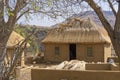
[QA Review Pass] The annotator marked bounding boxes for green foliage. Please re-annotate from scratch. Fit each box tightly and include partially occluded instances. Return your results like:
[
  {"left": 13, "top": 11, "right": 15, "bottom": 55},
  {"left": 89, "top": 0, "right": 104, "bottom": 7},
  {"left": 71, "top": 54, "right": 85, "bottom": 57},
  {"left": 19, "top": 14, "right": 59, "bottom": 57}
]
[
  {"left": 32, "top": 1, "right": 40, "bottom": 11},
  {"left": 14, "top": 25, "right": 40, "bottom": 55},
  {"left": 14, "top": 27, "right": 26, "bottom": 37},
  {"left": 47, "top": 0, "right": 52, "bottom": 6},
  {"left": 7, "top": 8, "right": 14, "bottom": 16},
  {"left": 8, "top": 12, "right": 14, "bottom": 16}
]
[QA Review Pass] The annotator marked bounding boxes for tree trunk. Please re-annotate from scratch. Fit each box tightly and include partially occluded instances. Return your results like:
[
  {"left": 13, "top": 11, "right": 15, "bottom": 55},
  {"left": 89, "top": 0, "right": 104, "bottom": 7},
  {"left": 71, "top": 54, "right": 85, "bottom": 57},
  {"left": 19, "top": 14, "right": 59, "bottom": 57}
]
[
  {"left": 2, "top": 76, "right": 9, "bottom": 80},
  {"left": 85, "top": 0, "right": 120, "bottom": 65},
  {"left": 111, "top": 34, "right": 120, "bottom": 65},
  {"left": 0, "top": 28, "right": 12, "bottom": 79}
]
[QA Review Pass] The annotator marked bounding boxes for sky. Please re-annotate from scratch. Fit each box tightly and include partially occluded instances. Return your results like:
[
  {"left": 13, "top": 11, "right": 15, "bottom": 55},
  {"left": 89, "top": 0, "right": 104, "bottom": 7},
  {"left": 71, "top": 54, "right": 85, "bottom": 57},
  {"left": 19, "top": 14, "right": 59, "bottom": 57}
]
[
  {"left": 18, "top": 15, "right": 65, "bottom": 27},
  {"left": 17, "top": 1, "right": 118, "bottom": 27}
]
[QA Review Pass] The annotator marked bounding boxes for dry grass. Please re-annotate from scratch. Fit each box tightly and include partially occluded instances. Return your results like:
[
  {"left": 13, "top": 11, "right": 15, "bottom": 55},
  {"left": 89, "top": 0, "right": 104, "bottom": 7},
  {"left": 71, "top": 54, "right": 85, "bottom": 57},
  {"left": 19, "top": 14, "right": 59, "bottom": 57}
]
[
  {"left": 42, "top": 18, "right": 111, "bottom": 44},
  {"left": 7, "top": 31, "right": 30, "bottom": 48}
]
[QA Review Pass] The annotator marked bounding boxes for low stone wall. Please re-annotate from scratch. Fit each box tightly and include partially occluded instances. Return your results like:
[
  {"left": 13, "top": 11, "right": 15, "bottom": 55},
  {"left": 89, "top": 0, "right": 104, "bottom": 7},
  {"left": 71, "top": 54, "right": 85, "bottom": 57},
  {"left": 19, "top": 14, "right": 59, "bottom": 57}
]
[
  {"left": 16, "top": 67, "right": 31, "bottom": 80},
  {"left": 86, "top": 63, "right": 111, "bottom": 70},
  {"left": 31, "top": 63, "right": 120, "bottom": 80},
  {"left": 31, "top": 69, "right": 120, "bottom": 80},
  {"left": 86, "top": 63, "right": 119, "bottom": 70},
  {"left": 111, "top": 63, "right": 119, "bottom": 70}
]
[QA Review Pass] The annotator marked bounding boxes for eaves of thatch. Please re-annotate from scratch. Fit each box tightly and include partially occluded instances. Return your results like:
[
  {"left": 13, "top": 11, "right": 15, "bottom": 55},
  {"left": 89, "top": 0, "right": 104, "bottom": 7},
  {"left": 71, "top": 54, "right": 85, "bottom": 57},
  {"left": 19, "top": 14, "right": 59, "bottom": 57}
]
[{"left": 42, "top": 18, "right": 111, "bottom": 44}]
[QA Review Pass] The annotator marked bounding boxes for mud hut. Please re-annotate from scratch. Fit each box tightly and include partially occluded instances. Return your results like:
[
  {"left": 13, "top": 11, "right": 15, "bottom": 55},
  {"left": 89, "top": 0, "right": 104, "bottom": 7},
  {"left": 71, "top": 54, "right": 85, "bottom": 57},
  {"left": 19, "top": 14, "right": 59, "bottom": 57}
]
[
  {"left": 5, "top": 31, "right": 30, "bottom": 66},
  {"left": 42, "top": 18, "right": 111, "bottom": 62}
]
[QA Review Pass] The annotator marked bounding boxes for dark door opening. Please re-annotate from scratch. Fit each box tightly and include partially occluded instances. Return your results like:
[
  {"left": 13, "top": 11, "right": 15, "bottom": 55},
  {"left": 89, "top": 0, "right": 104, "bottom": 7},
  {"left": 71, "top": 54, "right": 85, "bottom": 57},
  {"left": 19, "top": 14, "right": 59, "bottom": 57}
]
[{"left": 69, "top": 44, "right": 76, "bottom": 60}]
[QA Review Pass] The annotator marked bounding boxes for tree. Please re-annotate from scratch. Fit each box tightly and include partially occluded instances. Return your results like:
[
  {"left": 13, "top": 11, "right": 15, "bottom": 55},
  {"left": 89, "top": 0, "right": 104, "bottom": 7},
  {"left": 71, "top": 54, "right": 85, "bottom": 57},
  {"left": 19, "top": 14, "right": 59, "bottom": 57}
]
[
  {"left": 62, "top": 0, "right": 120, "bottom": 65},
  {"left": 46, "top": 0, "right": 120, "bottom": 65},
  {"left": 82, "top": 0, "right": 120, "bottom": 64},
  {"left": 0, "top": 0, "right": 72, "bottom": 80},
  {"left": 0, "top": 0, "right": 84, "bottom": 79},
  {"left": 62, "top": 0, "right": 120, "bottom": 64},
  {"left": 1, "top": 0, "right": 120, "bottom": 79},
  {"left": 14, "top": 26, "right": 41, "bottom": 55},
  {"left": 40, "top": 0, "right": 120, "bottom": 65}
]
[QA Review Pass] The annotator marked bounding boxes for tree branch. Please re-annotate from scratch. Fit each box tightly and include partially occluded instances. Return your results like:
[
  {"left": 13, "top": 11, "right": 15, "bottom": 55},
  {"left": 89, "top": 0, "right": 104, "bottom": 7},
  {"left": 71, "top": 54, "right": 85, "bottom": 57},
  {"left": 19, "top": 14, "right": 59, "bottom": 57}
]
[
  {"left": 85, "top": 0, "right": 114, "bottom": 39},
  {"left": 7, "top": 0, "right": 27, "bottom": 32},
  {"left": 114, "top": 2, "right": 120, "bottom": 32},
  {"left": 5, "top": 28, "right": 36, "bottom": 78},
  {"left": 0, "top": 1, "right": 5, "bottom": 26},
  {"left": 107, "top": 0, "right": 116, "bottom": 17},
  {"left": 16, "top": 9, "right": 29, "bottom": 21}
]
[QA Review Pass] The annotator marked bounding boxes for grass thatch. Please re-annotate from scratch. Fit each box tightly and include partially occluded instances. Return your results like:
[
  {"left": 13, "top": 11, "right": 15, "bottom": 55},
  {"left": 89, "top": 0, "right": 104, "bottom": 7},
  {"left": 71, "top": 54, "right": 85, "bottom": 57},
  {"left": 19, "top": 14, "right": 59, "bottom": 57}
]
[
  {"left": 42, "top": 18, "right": 111, "bottom": 44},
  {"left": 7, "top": 31, "right": 30, "bottom": 48}
]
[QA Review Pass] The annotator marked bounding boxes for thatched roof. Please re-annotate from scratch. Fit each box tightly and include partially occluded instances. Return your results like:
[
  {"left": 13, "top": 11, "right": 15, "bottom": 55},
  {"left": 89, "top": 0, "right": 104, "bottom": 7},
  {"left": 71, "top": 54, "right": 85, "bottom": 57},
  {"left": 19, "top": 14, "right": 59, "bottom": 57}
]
[
  {"left": 7, "top": 31, "right": 30, "bottom": 48},
  {"left": 42, "top": 18, "right": 111, "bottom": 44}
]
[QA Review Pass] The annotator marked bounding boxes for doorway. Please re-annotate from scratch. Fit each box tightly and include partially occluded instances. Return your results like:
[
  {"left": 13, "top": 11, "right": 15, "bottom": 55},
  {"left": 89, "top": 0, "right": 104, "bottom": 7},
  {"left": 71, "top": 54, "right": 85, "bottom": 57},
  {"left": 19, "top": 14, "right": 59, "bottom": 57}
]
[{"left": 69, "top": 44, "right": 76, "bottom": 60}]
